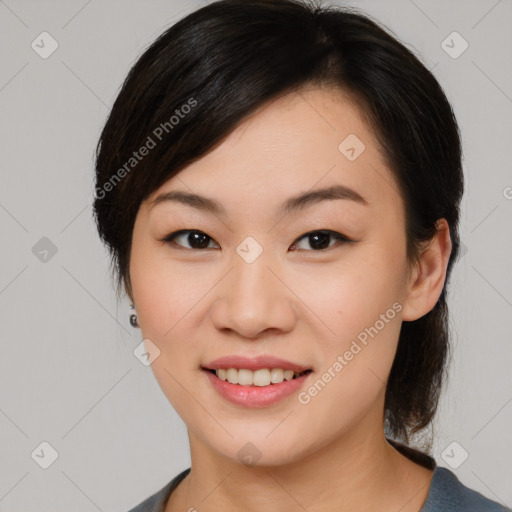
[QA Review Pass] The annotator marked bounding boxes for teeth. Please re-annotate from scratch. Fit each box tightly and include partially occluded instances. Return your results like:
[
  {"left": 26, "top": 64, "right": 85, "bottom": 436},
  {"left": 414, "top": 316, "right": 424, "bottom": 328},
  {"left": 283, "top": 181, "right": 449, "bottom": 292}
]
[{"left": 214, "top": 368, "right": 305, "bottom": 386}]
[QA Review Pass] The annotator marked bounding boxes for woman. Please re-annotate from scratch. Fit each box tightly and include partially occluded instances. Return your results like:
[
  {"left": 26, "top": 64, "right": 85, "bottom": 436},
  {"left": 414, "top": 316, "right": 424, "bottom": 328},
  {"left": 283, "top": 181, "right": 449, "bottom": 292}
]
[{"left": 93, "top": 1, "right": 509, "bottom": 510}]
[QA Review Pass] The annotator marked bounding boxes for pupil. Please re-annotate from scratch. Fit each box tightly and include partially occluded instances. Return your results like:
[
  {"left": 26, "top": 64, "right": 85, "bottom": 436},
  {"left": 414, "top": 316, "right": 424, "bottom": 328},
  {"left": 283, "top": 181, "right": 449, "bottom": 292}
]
[
  {"left": 190, "top": 232, "right": 209, "bottom": 249},
  {"left": 310, "top": 232, "right": 330, "bottom": 250}
]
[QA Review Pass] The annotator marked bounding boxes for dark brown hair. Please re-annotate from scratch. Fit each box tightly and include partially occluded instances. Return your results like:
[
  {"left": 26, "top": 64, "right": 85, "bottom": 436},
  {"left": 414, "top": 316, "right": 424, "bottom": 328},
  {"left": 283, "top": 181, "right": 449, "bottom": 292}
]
[{"left": 93, "top": 0, "right": 464, "bottom": 450}]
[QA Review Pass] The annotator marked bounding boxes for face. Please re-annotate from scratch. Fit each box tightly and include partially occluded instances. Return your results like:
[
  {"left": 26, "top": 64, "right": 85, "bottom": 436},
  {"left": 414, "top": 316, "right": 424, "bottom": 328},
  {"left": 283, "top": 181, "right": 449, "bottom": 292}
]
[{"left": 129, "top": 86, "right": 417, "bottom": 466}]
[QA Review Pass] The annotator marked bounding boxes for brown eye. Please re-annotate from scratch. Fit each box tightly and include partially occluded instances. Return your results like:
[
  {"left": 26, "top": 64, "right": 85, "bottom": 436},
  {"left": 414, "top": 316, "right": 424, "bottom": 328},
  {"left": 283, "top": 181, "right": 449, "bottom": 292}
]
[
  {"left": 290, "top": 230, "right": 352, "bottom": 252},
  {"left": 159, "top": 229, "right": 352, "bottom": 252},
  {"left": 160, "top": 230, "right": 218, "bottom": 250}
]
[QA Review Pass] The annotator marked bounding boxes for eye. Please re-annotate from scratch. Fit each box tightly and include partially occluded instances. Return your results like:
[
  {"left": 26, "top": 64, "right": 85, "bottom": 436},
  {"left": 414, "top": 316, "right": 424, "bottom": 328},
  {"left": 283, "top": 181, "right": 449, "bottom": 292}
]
[
  {"left": 160, "top": 229, "right": 352, "bottom": 252},
  {"left": 159, "top": 229, "right": 218, "bottom": 250},
  {"left": 290, "top": 230, "right": 352, "bottom": 252}
]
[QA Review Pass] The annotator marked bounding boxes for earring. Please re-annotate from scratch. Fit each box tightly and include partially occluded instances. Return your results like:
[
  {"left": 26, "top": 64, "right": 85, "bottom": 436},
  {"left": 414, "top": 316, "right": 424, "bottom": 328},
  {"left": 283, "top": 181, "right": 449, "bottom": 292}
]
[{"left": 129, "top": 303, "right": 139, "bottom": 328}]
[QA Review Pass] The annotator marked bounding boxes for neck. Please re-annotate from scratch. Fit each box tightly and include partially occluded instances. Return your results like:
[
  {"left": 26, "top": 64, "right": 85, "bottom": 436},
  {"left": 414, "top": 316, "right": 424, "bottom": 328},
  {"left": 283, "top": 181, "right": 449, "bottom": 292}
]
[{"left": 167, "top": 408, "right": 433, "bottom": 512}]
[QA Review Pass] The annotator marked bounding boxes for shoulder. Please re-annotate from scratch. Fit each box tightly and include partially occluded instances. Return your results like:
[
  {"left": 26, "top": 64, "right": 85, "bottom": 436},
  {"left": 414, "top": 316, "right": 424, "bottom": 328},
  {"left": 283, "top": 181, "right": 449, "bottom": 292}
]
[
  {"left": 386, "top": 439, "right": 510, "bottom": 511},
  {"left": 422, "top": 466, "right": 511, "bottom": 512},
  {"left": 127, "top": 468, "right": 191, "bottom": 512}
]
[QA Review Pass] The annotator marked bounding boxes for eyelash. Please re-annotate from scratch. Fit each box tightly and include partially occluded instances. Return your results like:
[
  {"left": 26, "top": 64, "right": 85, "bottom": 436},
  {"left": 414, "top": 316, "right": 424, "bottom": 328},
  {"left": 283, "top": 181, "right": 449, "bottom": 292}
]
[{"left": 158, "top": 229, "right": 353, "bottom": 252}]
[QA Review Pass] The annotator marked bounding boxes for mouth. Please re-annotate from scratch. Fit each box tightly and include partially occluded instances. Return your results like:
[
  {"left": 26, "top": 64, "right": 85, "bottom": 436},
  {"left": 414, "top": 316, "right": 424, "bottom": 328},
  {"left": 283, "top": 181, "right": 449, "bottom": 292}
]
[{"left": 201, "top": 366, "right": 313, "bottom": 408}]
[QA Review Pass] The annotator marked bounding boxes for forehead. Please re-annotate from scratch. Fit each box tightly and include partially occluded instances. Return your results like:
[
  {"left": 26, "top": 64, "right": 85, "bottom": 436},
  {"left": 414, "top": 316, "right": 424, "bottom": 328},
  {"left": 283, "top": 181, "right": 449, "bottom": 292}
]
[
  {"left": 146, "top": 86, "right": 402, "bottom": 219},
  {"left": 198, "top": 86, "right": 378, "bottom": 164}
]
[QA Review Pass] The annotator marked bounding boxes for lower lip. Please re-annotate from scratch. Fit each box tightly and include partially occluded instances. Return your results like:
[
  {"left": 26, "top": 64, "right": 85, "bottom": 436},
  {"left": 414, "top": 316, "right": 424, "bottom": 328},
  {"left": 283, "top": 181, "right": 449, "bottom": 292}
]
[{"left": 202, "top": 369, "right": 311, "bottom": 408}]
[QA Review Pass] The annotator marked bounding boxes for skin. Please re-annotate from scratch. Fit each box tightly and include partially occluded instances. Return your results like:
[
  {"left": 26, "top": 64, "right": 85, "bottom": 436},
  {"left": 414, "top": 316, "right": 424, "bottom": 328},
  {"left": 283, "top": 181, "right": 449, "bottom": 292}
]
[{"left": 128, "top": 85, "right": 452, "bottom": 512}]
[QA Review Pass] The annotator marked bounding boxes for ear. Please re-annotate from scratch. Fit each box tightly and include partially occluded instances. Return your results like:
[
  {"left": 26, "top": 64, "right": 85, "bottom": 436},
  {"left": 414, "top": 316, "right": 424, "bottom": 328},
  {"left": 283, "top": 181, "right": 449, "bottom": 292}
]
[{"left": 401, "top": 218, "right": 453, "bottom": 322}]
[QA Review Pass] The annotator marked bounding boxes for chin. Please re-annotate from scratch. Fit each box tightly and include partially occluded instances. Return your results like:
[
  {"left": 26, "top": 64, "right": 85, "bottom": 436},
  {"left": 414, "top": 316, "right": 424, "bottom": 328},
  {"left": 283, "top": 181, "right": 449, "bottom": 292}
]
[{"left": 207, "top": 434, "right": 312, "bottom": 469}]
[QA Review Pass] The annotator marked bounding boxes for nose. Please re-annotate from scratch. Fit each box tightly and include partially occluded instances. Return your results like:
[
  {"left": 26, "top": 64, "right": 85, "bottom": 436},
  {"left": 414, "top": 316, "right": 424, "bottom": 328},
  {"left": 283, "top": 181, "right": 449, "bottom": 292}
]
[{"left": 210, "top": 248, "right": 297, "bottom": 340}]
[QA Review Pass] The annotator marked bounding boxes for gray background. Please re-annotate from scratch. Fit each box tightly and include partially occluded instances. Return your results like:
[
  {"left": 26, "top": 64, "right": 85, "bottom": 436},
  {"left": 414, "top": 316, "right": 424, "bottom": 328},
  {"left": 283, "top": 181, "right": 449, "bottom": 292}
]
[{"left": 0, "top": 0, "right": 511, "bottom": 510}]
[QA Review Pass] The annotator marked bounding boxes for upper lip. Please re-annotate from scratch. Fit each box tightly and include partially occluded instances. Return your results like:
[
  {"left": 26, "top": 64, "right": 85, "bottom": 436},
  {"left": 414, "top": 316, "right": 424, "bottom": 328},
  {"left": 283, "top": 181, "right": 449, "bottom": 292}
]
[{"left": 202, "top": 355, "right": 312, "bottom": 372}]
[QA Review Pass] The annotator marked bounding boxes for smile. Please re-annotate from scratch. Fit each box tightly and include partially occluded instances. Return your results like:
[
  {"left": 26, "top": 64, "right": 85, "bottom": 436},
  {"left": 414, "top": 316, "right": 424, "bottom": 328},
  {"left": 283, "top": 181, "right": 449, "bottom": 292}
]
[{"left": 201, "top": 368, "right": 313, "bottom": 408}]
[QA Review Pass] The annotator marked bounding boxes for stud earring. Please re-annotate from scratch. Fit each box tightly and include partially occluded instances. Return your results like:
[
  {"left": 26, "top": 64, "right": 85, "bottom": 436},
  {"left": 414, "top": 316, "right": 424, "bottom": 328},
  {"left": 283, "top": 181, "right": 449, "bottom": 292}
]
[{"left": 129, "top": 303, "right": 139, "bottom": 328}]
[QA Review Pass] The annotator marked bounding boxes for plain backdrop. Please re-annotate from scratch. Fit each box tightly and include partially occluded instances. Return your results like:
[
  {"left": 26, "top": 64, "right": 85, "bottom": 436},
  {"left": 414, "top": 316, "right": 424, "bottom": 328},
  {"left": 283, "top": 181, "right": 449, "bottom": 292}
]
[{"left": 0, "top": 0, "right": 511, "bottom": 510}]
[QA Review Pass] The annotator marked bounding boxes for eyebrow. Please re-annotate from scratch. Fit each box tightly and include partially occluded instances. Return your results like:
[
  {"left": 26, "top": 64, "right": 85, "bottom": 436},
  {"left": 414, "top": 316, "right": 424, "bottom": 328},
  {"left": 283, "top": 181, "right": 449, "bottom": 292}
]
[{"left": 148, "top": 184, "right": 368, "bottom": 217}]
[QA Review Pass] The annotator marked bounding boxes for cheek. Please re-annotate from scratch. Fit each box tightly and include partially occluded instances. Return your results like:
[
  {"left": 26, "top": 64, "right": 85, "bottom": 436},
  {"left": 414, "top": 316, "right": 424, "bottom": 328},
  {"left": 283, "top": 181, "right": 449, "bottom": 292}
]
[
  {"left": 130, "top": 242, "right": 202, "bottom": 334},
  {"left": 303, "top": 256, "right": 403, "bottom": 336},
  {"left": 131, "top": 253, "right": 217, "bottom": 397},
  {"left": 300, "top": 251, "right": 405, "bottom": 388},
  {"left": 296, "top": 274, "right": 402, "bottom": 437}
]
